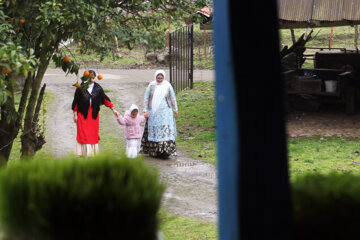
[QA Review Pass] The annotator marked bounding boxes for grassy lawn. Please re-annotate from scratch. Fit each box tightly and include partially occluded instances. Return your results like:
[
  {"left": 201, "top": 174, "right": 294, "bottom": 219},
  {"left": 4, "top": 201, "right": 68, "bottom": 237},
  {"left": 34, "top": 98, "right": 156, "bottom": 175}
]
[
  {"left": 288, "top": 136, "right": 360, "bottom": 180},
  {"left": 158, "top": 211, "right": 217, "bottom": 240},
  {"left": 176, "top": 81, "right": 216, "bottom": 164},
  {"left": 174, "top": 79, "right": 360, "bottom": 183}
]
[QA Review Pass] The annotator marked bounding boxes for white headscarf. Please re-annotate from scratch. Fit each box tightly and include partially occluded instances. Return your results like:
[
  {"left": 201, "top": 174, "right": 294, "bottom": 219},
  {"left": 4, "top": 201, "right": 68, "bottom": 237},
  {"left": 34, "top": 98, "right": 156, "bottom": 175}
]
[
  {"left": 150, "top": 70, "right": 171, "bottom": 114},
  {"left": 129, "top": 104, "right": 139, "bottom": 113}
]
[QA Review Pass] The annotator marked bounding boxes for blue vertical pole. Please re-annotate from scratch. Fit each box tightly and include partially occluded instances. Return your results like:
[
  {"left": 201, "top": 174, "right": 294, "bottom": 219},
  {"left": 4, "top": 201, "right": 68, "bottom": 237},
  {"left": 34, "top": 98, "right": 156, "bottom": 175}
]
[{"left": 213, "top": 0, "right": 239, "bottom": 239}]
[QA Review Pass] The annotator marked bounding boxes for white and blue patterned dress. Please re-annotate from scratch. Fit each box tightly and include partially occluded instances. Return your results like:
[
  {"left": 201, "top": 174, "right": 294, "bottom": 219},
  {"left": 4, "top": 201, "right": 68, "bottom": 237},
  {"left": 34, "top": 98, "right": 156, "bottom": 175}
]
[{"left": 141, "top": 82, "right": 178, "bottom": 157}]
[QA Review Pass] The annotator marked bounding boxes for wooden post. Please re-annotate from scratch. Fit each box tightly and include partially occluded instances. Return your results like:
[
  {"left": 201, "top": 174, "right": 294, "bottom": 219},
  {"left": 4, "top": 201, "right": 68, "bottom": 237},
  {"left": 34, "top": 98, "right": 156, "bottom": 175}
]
[
  {"left": 290, "top": 29, "right": 296, "bottom": 44},
  {"left": 204, "top": 29, "right": 207, "bottom": 58},
  {"left": 329, "top": 26, "right": 334, "bottom": 49},
  {"left": 198, "top": 45, "right": 201, "bottom": 60},
  {"left": 166, "top": 6, "right": 173, "bottom": 47},
  {"left": 166, "top": 20, "right": 171, "bottom": 47},
  {"left": 354, "top": 25, "right": 358, "bottom": 50},
  {"left": 213, "top": 0, "right": 239, "bottom": 238},
  {"left": 216, "top": 0, "right": 294, "bottom": 238}
]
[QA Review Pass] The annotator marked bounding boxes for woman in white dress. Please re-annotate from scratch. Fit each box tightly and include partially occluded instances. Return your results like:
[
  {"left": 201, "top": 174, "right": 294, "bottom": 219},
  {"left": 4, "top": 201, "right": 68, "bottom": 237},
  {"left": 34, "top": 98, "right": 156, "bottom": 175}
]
[{"left": 141, "top": 70, "right": 178, "bottom": 159}]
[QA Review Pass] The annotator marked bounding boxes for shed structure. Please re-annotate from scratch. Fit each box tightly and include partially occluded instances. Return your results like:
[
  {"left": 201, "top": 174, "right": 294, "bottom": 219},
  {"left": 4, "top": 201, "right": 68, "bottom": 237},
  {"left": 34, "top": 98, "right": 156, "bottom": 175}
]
[{"left": 278, "top": 0, "right": 360, "bottom": 29}]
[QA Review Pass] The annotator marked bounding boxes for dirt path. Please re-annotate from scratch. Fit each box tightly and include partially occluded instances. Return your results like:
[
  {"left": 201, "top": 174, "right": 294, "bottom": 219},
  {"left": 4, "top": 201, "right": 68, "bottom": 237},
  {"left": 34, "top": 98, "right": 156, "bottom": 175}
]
[
  {"left": 287, "top": 107, "right": 360, "bottom": 138},
  {"left": 42, "top": 68, "right": 217, "bottom": 224}
]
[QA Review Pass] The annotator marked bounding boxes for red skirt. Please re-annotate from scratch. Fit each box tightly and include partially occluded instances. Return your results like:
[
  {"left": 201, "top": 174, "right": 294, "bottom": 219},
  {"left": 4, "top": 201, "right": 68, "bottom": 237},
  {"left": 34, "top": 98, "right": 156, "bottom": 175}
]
[{"left": 76, "top": 106, "right": 100, "bottom": 144}]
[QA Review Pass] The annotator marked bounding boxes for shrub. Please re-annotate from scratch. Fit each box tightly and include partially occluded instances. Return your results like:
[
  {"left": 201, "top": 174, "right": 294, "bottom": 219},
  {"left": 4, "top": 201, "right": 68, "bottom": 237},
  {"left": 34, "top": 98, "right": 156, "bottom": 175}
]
[
  {"left": 0, "top": 153, "right": 165, "bottom": 240},
  {"left": 292, "top": 172, "right": 360, "bottom": 240}
]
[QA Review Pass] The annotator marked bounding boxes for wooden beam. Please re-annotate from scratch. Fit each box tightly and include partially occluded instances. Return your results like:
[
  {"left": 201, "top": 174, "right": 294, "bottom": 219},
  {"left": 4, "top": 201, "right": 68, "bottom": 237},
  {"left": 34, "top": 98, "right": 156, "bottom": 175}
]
[
  {"left": 200, "top": 22, "right": 213, "bottom": 30},
  {"left": 279, "top": 20, "right": 360, "bottom": 29}
]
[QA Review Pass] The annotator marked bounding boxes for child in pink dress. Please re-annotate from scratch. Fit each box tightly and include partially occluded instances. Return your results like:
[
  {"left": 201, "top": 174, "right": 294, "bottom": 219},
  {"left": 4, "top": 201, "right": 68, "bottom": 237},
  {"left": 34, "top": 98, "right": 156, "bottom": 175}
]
[{"left": 116, "top": 104, "right": 147, "bottom": 158}]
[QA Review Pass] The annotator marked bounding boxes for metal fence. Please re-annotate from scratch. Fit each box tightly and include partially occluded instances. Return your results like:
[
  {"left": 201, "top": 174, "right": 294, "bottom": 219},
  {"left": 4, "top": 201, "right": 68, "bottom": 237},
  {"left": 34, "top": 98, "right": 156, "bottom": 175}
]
[{"left": 169, "top": 24, "right": 194, "bottom": 93}]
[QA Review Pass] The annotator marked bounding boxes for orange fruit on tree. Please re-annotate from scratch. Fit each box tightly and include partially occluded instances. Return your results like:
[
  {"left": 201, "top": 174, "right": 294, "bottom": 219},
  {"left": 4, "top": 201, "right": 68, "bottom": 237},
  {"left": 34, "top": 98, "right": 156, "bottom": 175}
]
[
  {"left": 97, "top": 75, "right": 103, "bottom": 80},
  {"left": 5, "top": 69, "right": 12, "bottom": 75},
  {"left": 83, "top": 70, "right": 89, "bottom": 77},
  {"left": 75, "top": 82, "right": 81, "bottom": 88},
  {"left": 20, "top": 19, "right": 25, "bottom": 24},
  {"left": 2, "top": 67, "right": 6, "bottom": 72},
  {"left": 63, "top": 56, "right": 70, "bottom": 62}
]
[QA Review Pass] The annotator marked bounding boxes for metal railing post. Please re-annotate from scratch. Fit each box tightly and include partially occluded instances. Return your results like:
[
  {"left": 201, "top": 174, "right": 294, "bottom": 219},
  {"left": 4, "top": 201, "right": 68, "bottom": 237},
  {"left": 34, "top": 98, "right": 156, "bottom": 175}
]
[
  {"left": 169, "top": 32, "right": 172, "bottom": 85},
  {"left": 190, "top": 24, "right": 194, "bottom": 89}
]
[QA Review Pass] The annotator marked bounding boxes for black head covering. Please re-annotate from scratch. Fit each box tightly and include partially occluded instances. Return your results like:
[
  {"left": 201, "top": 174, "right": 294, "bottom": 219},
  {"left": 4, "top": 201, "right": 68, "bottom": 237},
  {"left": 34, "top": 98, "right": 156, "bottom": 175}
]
[
  {"left": 89, "top": 70, "right": 96, "bottom": 77},
  {"left": 71, "top": 82, "right": 111, "bottom": 119}
]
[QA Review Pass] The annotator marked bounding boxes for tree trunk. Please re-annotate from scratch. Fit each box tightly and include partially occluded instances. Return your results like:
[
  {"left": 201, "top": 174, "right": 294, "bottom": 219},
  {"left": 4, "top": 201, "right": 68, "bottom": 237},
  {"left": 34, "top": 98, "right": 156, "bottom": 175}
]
[
  {"left": 0, "top": 114, "right": 16, "bottom": 165},
  {"left": 290, "top": 29, "right": 296, "bottom": 44},
  {"left": 32, "top": 83, "right": 46, "bottom": 152},
  {"left": 113, "top": 36, "right": 122, "bottom": 59},
  {"left": 0, "top": 76, "right": 17, "bottom": 164},
  {"left": 21, "top": 54, "right": 49, "bottom": 158},
  {"left": 0, "top": 128, "right": 15, "bottom": 165},
  {"left": 0, "top": 73, "right": 34, "bottom": 164}
]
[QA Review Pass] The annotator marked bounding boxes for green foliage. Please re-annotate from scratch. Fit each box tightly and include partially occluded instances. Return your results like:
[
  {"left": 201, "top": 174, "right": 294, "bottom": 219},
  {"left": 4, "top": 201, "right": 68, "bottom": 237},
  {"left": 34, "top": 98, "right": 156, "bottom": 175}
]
[
  {"left": 0, "top": 8, "right": 36, "bottom": 106},
  {"left": 52, "top": 54, "right": 78, "bottom": 75},
  {"left": 176, "top": 81, "right": 216, "bottom": 164},
  {"left": 292, "top": 172, "right": 360, "bottom": 239},
  {"left": 0, "top": 153, "right": 165, "bottom": 240}
]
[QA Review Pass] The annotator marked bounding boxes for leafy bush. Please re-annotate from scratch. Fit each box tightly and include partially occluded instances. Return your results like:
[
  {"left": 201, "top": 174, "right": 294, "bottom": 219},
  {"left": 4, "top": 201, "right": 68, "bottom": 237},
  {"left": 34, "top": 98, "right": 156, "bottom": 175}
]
[
  {"left": 292, "top": 173, "right": 360, "bottom": 240},
  {"left": 0, "top": 154, "right": 164, "bottom": 240}
]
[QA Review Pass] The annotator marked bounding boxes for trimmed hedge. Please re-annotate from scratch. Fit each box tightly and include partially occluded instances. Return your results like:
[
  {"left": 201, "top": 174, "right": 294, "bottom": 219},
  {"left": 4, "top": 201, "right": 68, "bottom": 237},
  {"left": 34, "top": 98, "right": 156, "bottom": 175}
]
[
  {"left": 0, "top": 154, "right": 164, "bottom": 240},
  {"left": 292, "top": 172, "right": 360, "bottom": 240}
]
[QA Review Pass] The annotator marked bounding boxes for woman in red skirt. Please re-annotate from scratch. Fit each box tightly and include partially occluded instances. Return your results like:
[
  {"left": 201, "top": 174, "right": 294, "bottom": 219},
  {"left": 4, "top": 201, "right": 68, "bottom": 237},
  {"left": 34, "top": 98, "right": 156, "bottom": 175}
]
[{"left": 72, "top": 70, "right": 118, "bottom": 157}]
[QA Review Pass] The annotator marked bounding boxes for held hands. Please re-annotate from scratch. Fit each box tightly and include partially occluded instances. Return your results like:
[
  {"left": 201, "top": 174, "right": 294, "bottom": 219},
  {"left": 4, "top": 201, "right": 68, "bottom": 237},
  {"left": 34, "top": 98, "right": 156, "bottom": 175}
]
[{"left": 112, "top": 108, "right": 119, "bottom": 117}]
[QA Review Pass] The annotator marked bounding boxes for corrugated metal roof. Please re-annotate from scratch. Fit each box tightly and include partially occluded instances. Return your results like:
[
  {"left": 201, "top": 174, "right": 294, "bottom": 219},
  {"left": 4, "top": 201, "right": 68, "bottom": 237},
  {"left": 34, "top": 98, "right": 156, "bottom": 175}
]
[
  {"left": 342, "top": 0, "right": 360, "bottom": 20},
  {"left": 278, "top": 0, "right": 360, "bottom": 22},
  {"left": 312, "top": 0, "right": 343, "bottom": 21},
  {"left": 278, "top": 0, "right": 313, "bottom": 21}
]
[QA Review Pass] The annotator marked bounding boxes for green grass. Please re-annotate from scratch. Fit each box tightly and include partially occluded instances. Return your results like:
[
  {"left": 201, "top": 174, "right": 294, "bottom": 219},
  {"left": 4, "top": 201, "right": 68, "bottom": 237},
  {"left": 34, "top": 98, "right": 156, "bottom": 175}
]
[
  {"left": 50, "top": 45, "right": 150, "bottom": 69},
  {"left": 176, "top": 81, "right": 216, "bottom": 164},
  {"left": 193, "top": 57, "right": 214, "bottom": 69},
  {"left": 288, "top": 136, "right": 360, "bottom": 179},
  {"left": 158, "top": 211, "right": 217, "bottom": 240},
  {"left": 174, "top": 80, "right": 360, "bottom": 178}
]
